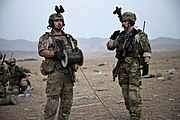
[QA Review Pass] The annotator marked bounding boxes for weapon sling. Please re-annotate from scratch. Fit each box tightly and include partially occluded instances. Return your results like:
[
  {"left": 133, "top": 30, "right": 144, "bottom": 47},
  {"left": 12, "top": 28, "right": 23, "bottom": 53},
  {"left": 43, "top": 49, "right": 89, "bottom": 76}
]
[{"left": 113, "top": 38, "right": 128, "bottom": 81}]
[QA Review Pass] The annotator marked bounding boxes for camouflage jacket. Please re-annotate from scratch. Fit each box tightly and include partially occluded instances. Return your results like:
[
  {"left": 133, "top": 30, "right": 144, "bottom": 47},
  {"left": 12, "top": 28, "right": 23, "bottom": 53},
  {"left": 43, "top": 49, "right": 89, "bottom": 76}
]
[
  {"left": 38, "top": 30, "right": 78, "bottom": 74},
  {"left": 0, "top": 65, "right": 10, "bottom": 85},
  {"left": 9, "top": 66, "right": 26, "bottom": 84},
  {"left": 38, "top": 30, "right": 77, "bottom": 55},
  {"left": 110, "top": 28, "right": 152, "bottom": 58}
]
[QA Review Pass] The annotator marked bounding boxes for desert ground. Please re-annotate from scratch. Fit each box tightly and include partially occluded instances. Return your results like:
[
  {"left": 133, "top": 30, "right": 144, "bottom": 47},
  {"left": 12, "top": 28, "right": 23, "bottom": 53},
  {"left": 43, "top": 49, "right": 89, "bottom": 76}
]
[{"left": 0, "top": 50, "right": 180, "bottom": 120}]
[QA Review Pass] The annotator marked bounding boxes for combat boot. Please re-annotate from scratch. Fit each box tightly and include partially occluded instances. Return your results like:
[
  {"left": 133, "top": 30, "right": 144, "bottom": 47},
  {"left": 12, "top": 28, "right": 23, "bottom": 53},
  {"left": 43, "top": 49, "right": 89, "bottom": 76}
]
[{"left": 8, "top": 95, "right": 17, "bottom": 105}]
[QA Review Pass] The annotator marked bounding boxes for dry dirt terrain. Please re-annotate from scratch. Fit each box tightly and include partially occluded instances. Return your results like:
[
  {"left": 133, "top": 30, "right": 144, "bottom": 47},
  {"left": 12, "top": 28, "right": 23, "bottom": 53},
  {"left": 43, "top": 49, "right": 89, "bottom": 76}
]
[{"left": 0, "top": 51, "right": 180, "bottom": 120}]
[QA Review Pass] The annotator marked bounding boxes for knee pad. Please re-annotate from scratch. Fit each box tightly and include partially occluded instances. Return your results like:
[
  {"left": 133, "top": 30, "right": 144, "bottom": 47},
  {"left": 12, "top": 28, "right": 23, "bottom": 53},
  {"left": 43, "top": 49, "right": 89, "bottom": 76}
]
[{"left": 129, "top": 90, "right": 138, "bottom": 101}]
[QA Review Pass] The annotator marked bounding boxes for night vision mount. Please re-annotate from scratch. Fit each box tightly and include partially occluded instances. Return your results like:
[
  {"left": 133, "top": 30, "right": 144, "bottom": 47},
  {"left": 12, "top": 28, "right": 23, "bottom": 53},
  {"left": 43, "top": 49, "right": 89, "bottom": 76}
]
[
  {"left": 55, "top": 5, "right": 65, "bottom": 14},
  {"left": 113, "top": 6, "right": 122, "bottom": 20}
]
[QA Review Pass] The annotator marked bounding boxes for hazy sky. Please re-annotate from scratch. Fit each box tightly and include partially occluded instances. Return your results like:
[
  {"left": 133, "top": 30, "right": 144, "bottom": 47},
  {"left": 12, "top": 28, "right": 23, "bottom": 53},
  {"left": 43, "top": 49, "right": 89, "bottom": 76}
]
[{"left": 0, "top": 0, "right": 179, "bottom": 42}]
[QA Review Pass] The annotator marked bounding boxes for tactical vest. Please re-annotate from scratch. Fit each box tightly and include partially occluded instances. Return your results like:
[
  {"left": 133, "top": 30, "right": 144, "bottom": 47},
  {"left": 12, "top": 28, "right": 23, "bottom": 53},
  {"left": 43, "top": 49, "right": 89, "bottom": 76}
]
[
  {"left": 46, "top": 31, "right": 76, "bottom": 53},
  {"left": 116, "top": 28, "right": 143, "bottom": 59},
  {"left": 45, "top": 32, "right": 78, "bottom": 69},
  {"left": 9, "top": 66, "right": 26, "bottom": 85}
]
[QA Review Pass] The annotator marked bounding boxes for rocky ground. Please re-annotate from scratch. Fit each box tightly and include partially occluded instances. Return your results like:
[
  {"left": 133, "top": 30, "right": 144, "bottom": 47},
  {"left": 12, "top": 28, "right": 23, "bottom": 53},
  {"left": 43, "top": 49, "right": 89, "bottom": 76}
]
[{"left": 0, "top": 51, "right": 180, "bottom": 120}]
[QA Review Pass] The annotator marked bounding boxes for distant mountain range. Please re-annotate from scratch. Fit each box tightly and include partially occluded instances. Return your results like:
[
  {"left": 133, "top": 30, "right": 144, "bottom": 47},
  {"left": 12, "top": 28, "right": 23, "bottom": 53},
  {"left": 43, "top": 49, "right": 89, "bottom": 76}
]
[
  {"left": 0, "top": 38, "right": 37, "bottom": 51},
  {"left": 150, "top": 37, "right": 180, "bottom": 51},
  {"left": 0, "top": 37, "right": 180, "bottom": 60}
]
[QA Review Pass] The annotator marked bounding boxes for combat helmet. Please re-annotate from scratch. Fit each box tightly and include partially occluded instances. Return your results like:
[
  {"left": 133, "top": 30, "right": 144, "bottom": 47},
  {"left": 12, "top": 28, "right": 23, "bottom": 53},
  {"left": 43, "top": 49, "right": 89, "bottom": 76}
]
[
  {"left": 121, "top": 12, "right": 136, "bottom": 22},
  {"left": 47, "top": 5, "right": 65, "bottom": 28},
  {"left": 6, "top": 58, "right": 16, "bottom": 66},
  {"left": 0, "top": 52, "right": 3, "bottom": 60}
]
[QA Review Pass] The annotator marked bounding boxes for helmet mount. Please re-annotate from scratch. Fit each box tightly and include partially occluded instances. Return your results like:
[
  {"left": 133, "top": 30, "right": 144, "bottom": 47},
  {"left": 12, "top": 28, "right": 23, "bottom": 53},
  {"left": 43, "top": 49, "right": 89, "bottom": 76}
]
[
  {"left": 113, "top": 7, "right": 136, "bottom": 26},
  {"left": 55, "top": 5, "right": 65, "bottom": 15},
  {"left": 47, "top": 5, "right": 65, "bottom": 29}
]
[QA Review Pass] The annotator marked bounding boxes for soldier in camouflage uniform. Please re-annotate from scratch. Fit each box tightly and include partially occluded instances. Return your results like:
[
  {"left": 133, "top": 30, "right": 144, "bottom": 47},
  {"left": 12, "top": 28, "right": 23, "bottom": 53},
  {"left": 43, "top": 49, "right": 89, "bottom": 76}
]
[
  {"left": 38, "top": 5, "right": 83, "bottom": 120},
  {"left": 6, "top": 58, "right": 28, "bottom": 95},
  {"left": 0, "top": 52, "right": 17, "bottom": 105},
  {"left": 107, "top": 11, "right": 152, "bottom": 120}
]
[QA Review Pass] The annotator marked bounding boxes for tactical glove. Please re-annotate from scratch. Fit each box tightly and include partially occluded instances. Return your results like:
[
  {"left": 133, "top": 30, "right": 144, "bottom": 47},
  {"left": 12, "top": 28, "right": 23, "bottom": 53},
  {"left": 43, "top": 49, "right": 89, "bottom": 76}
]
[
  {"left": 110, "top": 30, "right": 120, "bottom": 40},
  {"left": 54, "top": 51, "right": 65, "bottom": 60}
]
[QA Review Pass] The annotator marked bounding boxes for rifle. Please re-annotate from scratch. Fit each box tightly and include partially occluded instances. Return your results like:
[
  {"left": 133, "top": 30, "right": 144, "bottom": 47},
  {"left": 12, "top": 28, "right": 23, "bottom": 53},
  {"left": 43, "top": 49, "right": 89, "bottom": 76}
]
[
  {"left": 112, "top": 6, "right": 123, "bottom": 81},
  {"left": 112, "top": 39, "right": 128, "bottom": 81},
  {"left": 1, "top": 54, "right": 6, "bottom": 66},
  {"left": 143, "top": 21, "right": 146, "bottom": 32},
  {"left": 112, "top": 59, "right": 120, "bottom": 81}
]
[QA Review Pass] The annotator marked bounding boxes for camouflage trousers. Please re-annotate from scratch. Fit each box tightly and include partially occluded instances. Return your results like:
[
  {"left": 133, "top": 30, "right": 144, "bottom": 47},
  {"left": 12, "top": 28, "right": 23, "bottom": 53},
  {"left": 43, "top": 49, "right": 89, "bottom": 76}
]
[
  {"left": 118, "top": 59, "right": 142, "bottom": 119},
  {"left": 44, "top": 68, "right": 74, "bottom": 120},
  {"left": 8, "top": 79, "right": 21, "bottom": 95},
  {"left": 0, "top": 94, "right": 17, "bottom": 105},
  {"left": 8, "top": 84, "right": 20, "bottom": 95},
  {"left": 0, "top": 82, "right": 6, "bottom": 98}
]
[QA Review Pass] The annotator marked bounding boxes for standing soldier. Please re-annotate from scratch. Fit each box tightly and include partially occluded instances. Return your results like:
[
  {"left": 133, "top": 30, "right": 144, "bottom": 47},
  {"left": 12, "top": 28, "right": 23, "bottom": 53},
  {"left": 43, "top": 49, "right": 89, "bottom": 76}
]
[
  {"left": 38, "top": 5, "right": 83, "bottom": 120},
  {"left": 0, "top": 52, "right": 17, "bottom": 105},
  {"left": 107, "top": 7, "right": 152, "bottom": 120}
]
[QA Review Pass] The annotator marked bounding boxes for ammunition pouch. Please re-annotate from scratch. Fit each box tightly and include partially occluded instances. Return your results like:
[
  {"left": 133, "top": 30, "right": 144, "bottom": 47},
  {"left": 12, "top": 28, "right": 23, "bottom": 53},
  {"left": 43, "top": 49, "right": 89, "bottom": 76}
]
[
  {"left": 40, "top": 59, "right": 54, "bottom": 76},
  {"left": 115, "top": 45, "right": 124, "bottom": 59}
]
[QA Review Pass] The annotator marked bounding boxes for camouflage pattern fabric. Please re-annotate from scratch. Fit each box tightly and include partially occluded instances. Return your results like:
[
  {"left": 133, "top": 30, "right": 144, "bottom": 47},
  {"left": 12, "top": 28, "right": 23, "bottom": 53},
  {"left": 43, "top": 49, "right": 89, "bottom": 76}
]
[
  {"left": 107, "top": 28, "right": 151, "bottom": 119},
  {"left": 0, "top": 95, "right": 17, "bottom": 105},
  {"left": 38, "top": 31, "right": 77, "bottom": 120},
  {"left": 0, "top": 82, "right": 6, "bottom": 98},
  {"left": 0, "top": 61, "right": 17, "bottom": 105},
  {"left": 8, "top": 66, "right": 26, "bottom": 95},
  {"left": 0, "top": 64, "right": 10, "bottom": 98},
  {"left": 121, "top": 12, "right": 136, "bottom": 22},
  {"left": 118, "top": 59, "right": 142, "bottom": 119},
  {"left": 44, "top": 69, "right": 73, "bottom": 120}
]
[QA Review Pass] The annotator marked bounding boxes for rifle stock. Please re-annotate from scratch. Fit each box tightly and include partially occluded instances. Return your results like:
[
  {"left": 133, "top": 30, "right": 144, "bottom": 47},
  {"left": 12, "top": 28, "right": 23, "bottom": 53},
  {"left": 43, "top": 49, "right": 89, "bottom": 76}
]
[{"left": 113, "top": 60, "right": 120, "bottom": 81}]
